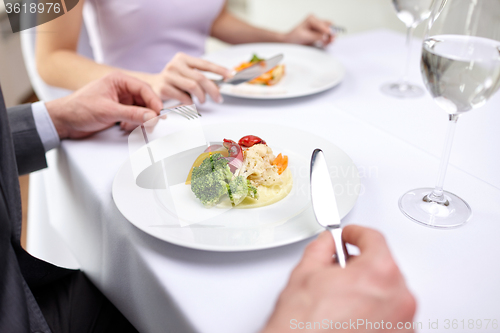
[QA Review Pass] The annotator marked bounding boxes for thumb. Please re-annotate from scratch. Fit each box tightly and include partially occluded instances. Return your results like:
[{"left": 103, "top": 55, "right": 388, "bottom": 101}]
[
  {"left": 300, "top": 231, "right": 336, "bottom": 269},
  {"left": 307, "top": 15, "right": 332, "bottom": 36},
  {"left": 306, "top": 30, "right": 325, "bottom": 43},
  {"left": 111, "top": 103, "right": 158, "bottom": 125},
  {"left": 289, "top": 231, "right": 335, "bottom": 285},
  {"left": 342, "top": 225, "right": 390, "bottom": 260}
]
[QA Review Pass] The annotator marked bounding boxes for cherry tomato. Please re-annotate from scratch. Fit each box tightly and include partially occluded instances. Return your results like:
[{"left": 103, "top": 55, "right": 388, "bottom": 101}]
[{"left": 238, "top": 135, "right": 266, "bottom": 148}]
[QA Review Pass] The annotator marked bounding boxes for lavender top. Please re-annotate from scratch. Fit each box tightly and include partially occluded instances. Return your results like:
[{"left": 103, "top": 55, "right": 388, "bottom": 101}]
[{"left": 83, "top": 0, "right": 226, "bottom": 73}]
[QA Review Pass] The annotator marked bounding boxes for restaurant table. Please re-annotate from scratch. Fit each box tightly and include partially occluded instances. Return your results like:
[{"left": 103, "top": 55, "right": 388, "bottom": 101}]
[{"left": 27, "top": 29, "right": 500, "bottom": 333}]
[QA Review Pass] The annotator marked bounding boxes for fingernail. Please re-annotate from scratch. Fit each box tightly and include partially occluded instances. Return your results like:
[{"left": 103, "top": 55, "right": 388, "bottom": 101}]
[
  {"left": 143, "top": 112, "right": 155, "bottom": 123},
  {"left": 217, "top": 96, "right": 224, "bottom": 104}
]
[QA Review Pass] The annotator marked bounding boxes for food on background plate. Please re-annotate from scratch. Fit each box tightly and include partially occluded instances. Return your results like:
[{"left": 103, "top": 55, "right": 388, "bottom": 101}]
[
  {"left": 187, "top": 135, "right": 292, "bottom": 208},
  {"left": 235, "top": 54, "right": 285, "bottom": 86}
]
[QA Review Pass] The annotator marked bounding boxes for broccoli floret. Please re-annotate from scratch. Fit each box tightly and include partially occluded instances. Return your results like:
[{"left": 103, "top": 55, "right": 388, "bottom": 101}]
[
  {"left": 191, "top": 153, "right": 260, "bottom": 207},
  {"left": 191, "top": 171, "right": 228, "bottom": 207},
  {"left": 212, "top": 155, "right": 232, "bottom": 183},
  {"left": 250, "top": 54, "right": 264, "bottom": 63},
  {"left": 228, "top": 176, "right": 247, "bottom": 206},
  {"left": 191, "top": 158, "right": 212, "bottom": 180},
  {"left": 190, "top": 153, "right": 233, "bottom": 207},
  {"left": 247, "top": 182, "right": 258, "bottom": 199},
  {"left": 191, "top": 153, "right": 227, "bottom": 180},
  {"left": 228, "top": 176, "right": 259, "bottom": 206}
]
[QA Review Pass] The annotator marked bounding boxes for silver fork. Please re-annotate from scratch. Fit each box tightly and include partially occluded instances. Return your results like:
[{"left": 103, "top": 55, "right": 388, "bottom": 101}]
[
  {"left": 160, "top": 104, "right": 201, "bottom": 120},
  {"left": 330, "top": 25, "right": 346, "bottom": 34},
  {"left": 313, "top": 25, "right": 347, "bottom": 49}
]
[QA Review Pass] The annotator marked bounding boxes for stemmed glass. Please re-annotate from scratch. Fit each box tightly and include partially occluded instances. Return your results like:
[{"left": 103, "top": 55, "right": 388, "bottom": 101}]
[
  {"left": 381, "top": 0, "right": 434, "bottom": 98},
  {"left": 399, "top": 0, "right": 500, "bottom": 228}
]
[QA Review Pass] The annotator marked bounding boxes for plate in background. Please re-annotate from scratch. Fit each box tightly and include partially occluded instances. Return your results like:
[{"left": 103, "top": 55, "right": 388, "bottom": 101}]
[{"left": 203, "top": 43, "right": 345, "bottom": 99}]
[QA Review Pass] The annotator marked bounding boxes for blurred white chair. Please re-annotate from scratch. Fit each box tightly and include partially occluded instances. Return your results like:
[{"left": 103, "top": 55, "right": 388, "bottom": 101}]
[
  {"left": 20, "top": 23, "right": 94, "bottom": 101},
  {"left": 20, "top": 21, "right": 94, "bottom": 268}
]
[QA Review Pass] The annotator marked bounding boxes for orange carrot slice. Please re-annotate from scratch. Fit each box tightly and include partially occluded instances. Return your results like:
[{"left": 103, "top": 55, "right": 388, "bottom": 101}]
[
  {"left": 272, "top": 153, "right": 288, "bottom": 175},
  {"left": 282, "top": 155, "right": 288, "bottom": 172}
]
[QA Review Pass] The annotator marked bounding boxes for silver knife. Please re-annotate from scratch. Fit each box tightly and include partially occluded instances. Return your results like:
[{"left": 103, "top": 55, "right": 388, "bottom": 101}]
[
  {"left": 213, "top": 54, "right": 284, "bottom": 86},
  {"left": 310, "top": 149, "right": 349, "bottom": 268}
]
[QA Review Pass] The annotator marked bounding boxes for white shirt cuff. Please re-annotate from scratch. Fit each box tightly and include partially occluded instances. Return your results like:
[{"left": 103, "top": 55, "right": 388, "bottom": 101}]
[{"left": 31, "top": 101, "right": 60, "bottom": 152}]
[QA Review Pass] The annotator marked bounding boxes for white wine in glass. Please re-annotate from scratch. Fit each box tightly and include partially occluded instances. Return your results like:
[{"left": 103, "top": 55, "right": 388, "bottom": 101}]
[
  {"left": 381, "top": 0, "right": 433, "bottom": 98},
  {"left": 422, "top": 36, "right": 500, "bottom": 113},
  {"left": 399, "top": 0, "right": 500, "bottom": 228}
]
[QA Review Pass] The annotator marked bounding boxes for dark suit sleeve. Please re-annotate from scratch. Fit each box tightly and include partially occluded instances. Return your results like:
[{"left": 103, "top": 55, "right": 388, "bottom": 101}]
[{"left": 7, "top": 104, "right": 47, "bottom": 175}]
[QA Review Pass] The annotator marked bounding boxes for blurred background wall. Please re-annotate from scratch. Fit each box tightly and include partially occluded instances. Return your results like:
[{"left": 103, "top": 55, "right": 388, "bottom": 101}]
[
  {"left": 208, "top": 0, "right": 426, "bottom": 53},
  {"left": 0, "top": 0, "right": 425, "bottom": 106}
]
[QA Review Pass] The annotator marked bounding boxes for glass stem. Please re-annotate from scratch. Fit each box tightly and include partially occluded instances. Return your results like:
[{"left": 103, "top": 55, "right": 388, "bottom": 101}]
[
  {"left": 425, "top": 114, "right": 459, "bottom": 205},
  {"left": 401, "top": 25, "right": 415, "bottom": 84}
]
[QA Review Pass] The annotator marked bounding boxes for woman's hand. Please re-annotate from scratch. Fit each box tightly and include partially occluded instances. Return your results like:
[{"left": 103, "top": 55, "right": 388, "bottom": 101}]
[
  {"left": 283, "top": 15, "right": 334, "bottom": 47},
  {"left": 150, "top": 53, "right": 231, "bottom": 104}
]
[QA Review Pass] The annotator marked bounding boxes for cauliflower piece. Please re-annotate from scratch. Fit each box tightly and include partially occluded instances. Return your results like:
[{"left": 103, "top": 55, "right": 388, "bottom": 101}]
[{"left": 237, "top": 144, "right": 282, "bottom": 187}]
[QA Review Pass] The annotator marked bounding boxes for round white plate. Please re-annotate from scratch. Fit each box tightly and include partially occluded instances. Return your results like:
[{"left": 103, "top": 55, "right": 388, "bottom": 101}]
[
  {"left": 203, "top": 43, "right": 345, "bottom": 99},
  {"left": 112, "top": 122, "right": 359, "bottom": 251}
]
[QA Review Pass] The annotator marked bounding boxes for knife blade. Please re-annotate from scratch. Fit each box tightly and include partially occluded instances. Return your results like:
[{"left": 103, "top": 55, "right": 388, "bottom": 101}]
[
  {"left": 214, "top": 54, "right": 284, "bottom": 86},
  {"left": 310, "top": 148, "right": 349, "bottom": 268}
]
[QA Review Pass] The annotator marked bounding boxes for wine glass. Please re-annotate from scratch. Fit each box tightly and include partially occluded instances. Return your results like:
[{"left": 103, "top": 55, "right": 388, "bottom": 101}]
[
  {"left": 381, "top": 0, "right": 434, "bottom": 98},
  {"left": 399, "top": 0, "right": 500, "bottom": 228}
]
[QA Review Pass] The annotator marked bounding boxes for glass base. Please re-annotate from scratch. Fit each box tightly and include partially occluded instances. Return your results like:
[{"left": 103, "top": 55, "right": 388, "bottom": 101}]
[
  {"left": 381, "top": 82, "right": 424, "bottom": 98},
  {"left": 399, "top": 188, "right": 472, "bottom": 229}
]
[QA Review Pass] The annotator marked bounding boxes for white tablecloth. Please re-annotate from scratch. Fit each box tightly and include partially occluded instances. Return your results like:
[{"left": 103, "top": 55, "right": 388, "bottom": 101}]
[{"left": 28, "top": 30, "right": 500, "bottom": 333}]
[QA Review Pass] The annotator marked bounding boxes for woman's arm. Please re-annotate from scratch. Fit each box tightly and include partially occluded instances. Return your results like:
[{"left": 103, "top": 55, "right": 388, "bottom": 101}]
[
  {"left": 35, "top": 1, "right": 230, "bottom": 105},
  {"left": 210, "top": 7, "right": 285, "bottom": 44},
  {"left": 36, "top": 0, "right": 135, "bottom": 90},
  {"left": 210, "top": 7, "right": 334, "bottom": 46}
]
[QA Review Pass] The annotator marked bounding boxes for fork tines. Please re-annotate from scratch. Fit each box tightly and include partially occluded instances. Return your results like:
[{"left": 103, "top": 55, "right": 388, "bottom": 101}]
[
  {"left": 330, "top": 25, "right": 346, "bottom": 34},
  {"left": 161, "top": 105, "right": 202, "bottom": 120}
]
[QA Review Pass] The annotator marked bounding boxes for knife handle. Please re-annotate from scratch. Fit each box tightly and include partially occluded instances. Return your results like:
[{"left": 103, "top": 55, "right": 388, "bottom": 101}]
[
  {"left": 329, "top": 227, "right": 349, "bottom": 268},
  {"left": 211, "top": 79, "right": 223, "bottom": 87}
]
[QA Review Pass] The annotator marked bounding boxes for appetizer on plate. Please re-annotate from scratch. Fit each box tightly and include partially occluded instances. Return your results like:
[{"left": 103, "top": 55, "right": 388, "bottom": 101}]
[
  {"left": 186, "top": 135, "right": 291, "bottom": 208},
  {"left": 235, "top": 54, "right": 285, "bottom": 86}
]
